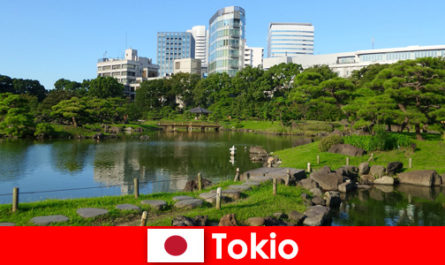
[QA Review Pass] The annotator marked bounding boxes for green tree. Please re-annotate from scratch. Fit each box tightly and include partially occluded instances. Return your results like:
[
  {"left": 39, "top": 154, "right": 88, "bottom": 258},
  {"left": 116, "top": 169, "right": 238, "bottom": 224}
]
[
  {"left": 12, "top": 78, "right": 47, "bottom": 101},
  {"left": 0, "top": 75, "right": 14, "bottom": 93},
  {"left": 87, "top": 76, "right": 124, "bottom": 98},
  {"left": 0, "top": 93, "right": 35, "bottom": 137},
  {"left": 50, "top": 97, "right": 86, "bottom": 127}
]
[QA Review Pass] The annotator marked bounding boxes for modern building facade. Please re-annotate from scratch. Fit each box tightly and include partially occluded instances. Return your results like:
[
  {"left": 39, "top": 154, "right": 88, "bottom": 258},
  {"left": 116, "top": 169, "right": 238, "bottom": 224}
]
[
  {"left": 97, "top": 48, "right": 159, "bottom": 97},
  {"left": 173, "top": 58, "right": 202, "bottom": 76},
  {"left": 157, "top": 32, "right": 195, "bottom": 77},
  {"left": 208, "top": 6, "right": 246, "bottom": 76},
  {"left": 244, "top": 46, "right": 264, "bottom": 68},
  {"left": 187, "top": 25, "right": 209, "bottom": 70},
  {"left": 263, "top": 45, "right": 445, "bottom": 77},
  {"left": 267, "top": 23, "right": 314, "bottom": 57}
]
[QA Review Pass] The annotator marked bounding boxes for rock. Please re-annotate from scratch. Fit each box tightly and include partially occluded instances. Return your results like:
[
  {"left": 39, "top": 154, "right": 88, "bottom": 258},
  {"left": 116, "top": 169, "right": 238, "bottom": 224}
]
[
  {"left": 288, "top": 211, "right": 305, "bottom": 225},
  {"left": 183, "top": 178, "right": 212, "bottom": 192},
  {"left": 373, "top": 176, "right": 394, "bottom": 185},
  {"left": 139, "top": 135, "right": 150, "bottom": 141},
  {"left": 109, "top": 126, "right": 121, "bottom": 134},
  {"left": 222, "top": 189, "right": 241, "bottom": 200},
  {"left": 0, "top": 222, "right": 15, "bottom": 226},
  {"left": 310, "top": 188, "right": 322, "bottom": 197},
  {"left": 357, "top": 184, "right": 372, "bottom": 190},
  {"left": 141, "top": 200, "right": 167, "bottom": 210},
  {"left": 386, "top": 162, "right": 403, "bottom": 175},
  {"left": 249, "top": 146, "right": 268, "bottom": 162},
  {"left": 172, "top": 196, "right": 194, "bottom": 201},
  {"left": 370, "top": 165, "right": 386, "bottom": 178},
  {"left": 228, "top": 184, "right": 251, "bottom": 192},
  {"left": 398, "top": 170, "right": 441, "bottom": 187},
  {"left": 359, "top": 175, "right": 375, "bottom": 185},
  {"left": 198, "top": 192, "right": 217, "bottom": 203},
  {"left": 310, "top": 166, "right": 343, "bottom": 191},
  {"left": 273, "top": 212, "right": 287, "bottom": 219},
  {"left": 172, "top": 216, "right": 195, "bottom": 226},
  {"left": 324, "top": 191, "right": 341, "bottom": 208},
  {"left": 328, "top": 144, "right": 366, "bottom": 156},
  {"left": 336, "top": 166, "right": 359, "bottom": 181},
  {"left": 312, "top": 196, "right": 325, "bottom": 206},
  {"left": 298, "top": 178, "right": 319, "bottom": 190},
  {"left": 359, "top": 162, "right": 370, "bottom": 175},
  {"left": 30, "top": 215, "right": 69, "bottom": 225},
  {"left": 193, "top": 215, "right": 208, "bottom": 226},
  {"left": 92, "top": 133, "right": 104, "bottom": 140},
  {"left": 76, "top": 208, "right": 109, "bottom": 218},
  {"left": 338, "top": 182, "right": 356, "bottom": 193},
  {"left": 375, "top": 185, "right": 394, "bottom": 193},
  {"left": 264, "top": 217, "right": 288, "bottom": 226},
  {"left": 219, "top": 214, "right": 237, "bottom": 226},
  {"left": 246, "top": 217, "right": 265, "bottom": 226},
  {"left": 242, "top": 167, "right": 306, "bottom": 185},
  {"left": 174, "top": 199, "right": 203, "bottom": 209},
  {"left": 303, "top": 206, "right": 331, "bottom": 226},
  {"left": 116, "top": 204, "right": 140, "bottom": 211}
]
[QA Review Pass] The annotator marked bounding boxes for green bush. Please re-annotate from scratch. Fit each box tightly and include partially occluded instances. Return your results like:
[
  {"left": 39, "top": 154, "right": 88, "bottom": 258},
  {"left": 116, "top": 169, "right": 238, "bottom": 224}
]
[
  {"left": 344, "top": 131, "right": 411, "bottom": 152},
  {"left": 34, "top": 123, "right": 56, "bottom": 138},
  {"left": 319, "top": 134, "right": 344, "bottom": 152}
]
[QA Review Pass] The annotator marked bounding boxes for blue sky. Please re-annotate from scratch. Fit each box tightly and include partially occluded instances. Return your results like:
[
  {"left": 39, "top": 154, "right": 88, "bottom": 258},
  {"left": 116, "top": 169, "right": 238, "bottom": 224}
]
[{"left": 1, "top": 0, "right": 445, "bottom": 90}]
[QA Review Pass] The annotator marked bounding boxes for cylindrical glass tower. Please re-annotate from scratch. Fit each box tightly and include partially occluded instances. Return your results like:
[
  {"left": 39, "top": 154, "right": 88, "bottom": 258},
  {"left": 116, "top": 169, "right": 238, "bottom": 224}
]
[{"left": 208, "top": 6, "right": 246, "bottom": 76}]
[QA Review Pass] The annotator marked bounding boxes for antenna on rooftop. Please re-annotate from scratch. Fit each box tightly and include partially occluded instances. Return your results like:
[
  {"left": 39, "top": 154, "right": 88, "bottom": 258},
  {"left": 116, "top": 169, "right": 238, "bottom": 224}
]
[
  {"left": 103, "top": 51, "right": 107, "bottom": 59},
  {"left": 371, "top": 37, "right": 375, "bottom": 49}
]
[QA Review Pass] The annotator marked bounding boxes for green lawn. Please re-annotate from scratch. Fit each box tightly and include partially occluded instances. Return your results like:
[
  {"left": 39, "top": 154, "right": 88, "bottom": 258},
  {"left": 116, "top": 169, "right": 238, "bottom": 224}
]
[
  {"left": 0, "top": 180, "right": 307, "bottom": 226},
  {"left": 221, "top": 120, "right": 342, "bottom": 135},
  {"left": 275, "top": 138, "right": 445, "bottom": 174}
]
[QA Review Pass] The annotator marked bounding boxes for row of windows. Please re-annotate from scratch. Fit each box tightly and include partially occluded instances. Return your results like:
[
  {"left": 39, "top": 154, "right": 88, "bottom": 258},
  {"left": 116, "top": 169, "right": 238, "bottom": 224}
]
[
  {"left": 209, "top": 28, "right": 241, "bottom": 43},
  {"left": 271, "top": 47, "right": 314, "bottom": 51},
  {"left": 270, "top": 34, "right": 314, "bottom": 38},
  {"left": 358, "top": 49, "right": 445, "bottom": 62},
  {"left": 209, "top": 49, "right": 240, "bottom": 62},
  {"left": 209, "top": 39, "right": 241, "bottom": 52},
  {"left": 99, "top": 71, "right": 136, "bottom": 77},
  {"left": 98, "top": 64, "right": 136, "bottom": 71},
  {"left": 210, "top": 18, "right": 243, "bottom": 33},
  {"left": 270, "top": 30, "right": 313, "bottom": 34},
  {"left": 270, "top": 51, "right": 312, "bottom": 56},
  {"left": 271, "top": 45, "right": 314, "bottom": 49},
  {"left": 270, "top": 38, "right": 314, "bottom": 42}
]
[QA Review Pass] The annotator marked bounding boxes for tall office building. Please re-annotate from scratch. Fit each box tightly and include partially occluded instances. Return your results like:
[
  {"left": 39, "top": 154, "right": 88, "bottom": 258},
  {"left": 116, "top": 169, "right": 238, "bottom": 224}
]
[
  {"left": 157, "top": 32, "right": 195, "bottom": 77},
  {"left": 187, "top": 25, "right": 209, "bottom": 69},
  {"left": 208, "top": 6, "right": 246, "bottom": 76},
  {"left": 244, "top": 46, "right": 264, "bottom": 68},
  {"left": 267, "top": 23, "right": 314, "bottom": 57}
]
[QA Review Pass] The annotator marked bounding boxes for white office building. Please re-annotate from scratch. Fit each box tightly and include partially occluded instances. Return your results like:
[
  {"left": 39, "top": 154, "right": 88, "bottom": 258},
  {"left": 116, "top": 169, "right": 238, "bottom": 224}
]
[
  {"left": 268, "top": 22, "right": 314, "bottom": 57},
  {"left": 97, "top": 49, "right": 159, "bottom": 97},
  {"left": 173, "top": 58, "right": 202, "bottom": 76},
  {"left": 263, "top": 45, "right": 445, "bottom": 77},
  {"left": 244, "top": 46, "right": 264, "bottom": 68},
  {"left": 187, "top": 25, "right": 209, "bottom": 70}
]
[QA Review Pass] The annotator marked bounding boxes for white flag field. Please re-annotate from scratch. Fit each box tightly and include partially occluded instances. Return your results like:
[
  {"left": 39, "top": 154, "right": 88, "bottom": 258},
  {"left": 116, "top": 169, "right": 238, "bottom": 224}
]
[{"left": 147, "top": 229, "right": 204, "bottom": 263}]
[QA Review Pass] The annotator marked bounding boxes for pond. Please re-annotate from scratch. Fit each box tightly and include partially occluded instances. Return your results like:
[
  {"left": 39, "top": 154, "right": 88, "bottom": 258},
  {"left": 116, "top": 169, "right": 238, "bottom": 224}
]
[{"left": 0, "top": 131, "right": 301, "bottom": 203}]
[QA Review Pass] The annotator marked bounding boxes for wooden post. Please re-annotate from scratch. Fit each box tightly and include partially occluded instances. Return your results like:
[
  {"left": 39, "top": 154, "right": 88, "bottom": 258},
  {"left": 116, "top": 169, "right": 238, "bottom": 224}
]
[
  {"left": 134, "top": 178, "right": 139, "bottom": 199},
  {"left": 317, "top": 155, "right": 320, "bottom": 165},
  {"left": 12, "top": 187, "right": 19, "bottom": 213},
  {"left": 346, "top": 157, "right": 350, "bottom": 166},
  {"left": 197, "top": 172, "right": 202, "bottom": 191},
  {"left": 246, "top": 172, "right": 250, "bottom": 180},
  {"left": 409, "top": 158, "right": 412, "bottom": 169},
  {"left": 233, "top": 168, "right": 240, "bottom": 182},
  {"left": 216, "top": 187, "right": 222, "bottom": 210},
  {"left": 273, "top": 178, "right": 277, "bottom": 196},
  {"left": 307, "top": 162, "right": 311, "bottom": 173},
  {"left": 140, "top": 211, "right": 148, "bottom": 226},
  {"left": 285, "top": 169, "right": 291, "bottom": 186}
]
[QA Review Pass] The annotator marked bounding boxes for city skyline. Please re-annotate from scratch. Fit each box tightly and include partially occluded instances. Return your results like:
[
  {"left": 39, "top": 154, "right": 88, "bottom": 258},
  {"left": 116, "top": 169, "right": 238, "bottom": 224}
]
[{"left": 2, "top": 0, "right": 445, "bottom": 90}]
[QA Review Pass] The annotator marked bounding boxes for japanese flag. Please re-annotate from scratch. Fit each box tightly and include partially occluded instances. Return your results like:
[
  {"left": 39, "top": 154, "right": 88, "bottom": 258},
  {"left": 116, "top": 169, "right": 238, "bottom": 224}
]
[{"left": 147, "top": 229, "right": 204, "bottom": 263}]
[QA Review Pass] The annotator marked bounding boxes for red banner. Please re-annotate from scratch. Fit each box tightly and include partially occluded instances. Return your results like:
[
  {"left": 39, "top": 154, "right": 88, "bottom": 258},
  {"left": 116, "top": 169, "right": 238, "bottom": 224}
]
[{"left": 0, "top": 227, "right": 443, "bottom": 264}]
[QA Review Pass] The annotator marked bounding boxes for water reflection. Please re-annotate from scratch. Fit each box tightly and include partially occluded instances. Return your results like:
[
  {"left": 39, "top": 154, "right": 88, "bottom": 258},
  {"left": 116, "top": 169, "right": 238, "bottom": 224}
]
[
  {"left": 0, "top": 140, "right": 31, "bottom": 181},
  {"left": 333, "top": 185, "right": 445, "bottom": 226},
  {"left": 51, "top": 141, "right": 93, "bottom": 173}
]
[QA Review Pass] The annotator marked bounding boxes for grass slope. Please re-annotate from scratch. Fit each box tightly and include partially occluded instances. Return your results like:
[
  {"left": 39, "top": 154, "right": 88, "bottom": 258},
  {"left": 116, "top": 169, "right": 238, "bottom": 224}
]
[{"left": 275, "top": 139, "right": 445, "bottom": 174}]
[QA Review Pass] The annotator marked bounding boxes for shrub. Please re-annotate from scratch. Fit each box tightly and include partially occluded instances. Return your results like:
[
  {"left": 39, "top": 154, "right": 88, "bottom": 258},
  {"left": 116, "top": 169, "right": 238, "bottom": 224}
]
[
  {"left": 343, "top": 131, "right": 411, "bottom": 152},
  {"left": 34, "top": 123, "right": 56, "bottom": 138},
  {"left": 319, "top": 134, "right": 343, "bottom": 152}
]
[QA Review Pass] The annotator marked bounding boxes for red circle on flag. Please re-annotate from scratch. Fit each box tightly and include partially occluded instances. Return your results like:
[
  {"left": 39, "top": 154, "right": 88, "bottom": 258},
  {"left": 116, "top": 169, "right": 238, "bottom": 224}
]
[{"left": 164, "top": 235, "right": 187, "bottom": 256}]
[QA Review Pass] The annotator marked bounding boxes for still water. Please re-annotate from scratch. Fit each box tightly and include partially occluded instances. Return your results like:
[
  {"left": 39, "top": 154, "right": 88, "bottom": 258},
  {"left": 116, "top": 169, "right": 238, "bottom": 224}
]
[{"left": 0, "top": 131, "right": 299, "bottom": 203}]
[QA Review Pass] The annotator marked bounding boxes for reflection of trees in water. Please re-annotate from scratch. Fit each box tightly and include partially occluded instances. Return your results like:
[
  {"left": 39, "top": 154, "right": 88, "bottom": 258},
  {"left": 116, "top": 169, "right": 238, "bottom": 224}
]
[
  {"left": 335, "top": 186, "right": 445, "bottom": 226},
  {"left": 0, "top": 140, "right": 31, "bottom": 181},
  {"left": 50, "top": 141, "right": 92, "bottom": 173}
]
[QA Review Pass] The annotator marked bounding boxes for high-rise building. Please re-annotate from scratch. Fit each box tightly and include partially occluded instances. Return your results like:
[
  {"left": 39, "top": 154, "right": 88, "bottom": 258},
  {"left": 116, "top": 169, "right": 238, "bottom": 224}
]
[
  {"left": 244, "top": 46, "right": 264, "bottom": 68},
  {"left": 157, "top": 32, "right": 195, "bottom": 77},
  {"left": 267, "top": 23, "right": 314, "bottom": 57},
  {"left": 187, "top": 25, "right": 209, "bottom": 70},
  {"left": 208, "top": 6, "right": 246, "bottom": 76},
  {"left": 97, "top": 48, "right": 159, "bottom": 97}
]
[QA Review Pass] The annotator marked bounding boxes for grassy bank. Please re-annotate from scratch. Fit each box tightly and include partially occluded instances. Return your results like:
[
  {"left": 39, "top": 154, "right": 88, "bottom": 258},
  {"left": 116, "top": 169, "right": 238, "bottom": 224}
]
[
  {"left": 0, "top": 180, "right": 307, "bottom": 226},
  {"left": 275, "top": 136, "right": 445, "bottom": 174}
]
